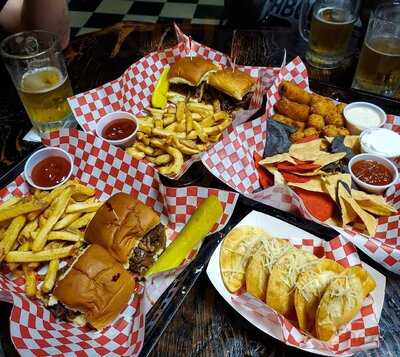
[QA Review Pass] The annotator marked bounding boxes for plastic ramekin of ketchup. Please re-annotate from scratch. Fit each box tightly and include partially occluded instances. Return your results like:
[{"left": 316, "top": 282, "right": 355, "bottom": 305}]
[
  {"left": 96, "top": 111, "right": 138, "bottom": 147},
  {"left": 24, "top": 147, "right": 73, "bottom": 190}
]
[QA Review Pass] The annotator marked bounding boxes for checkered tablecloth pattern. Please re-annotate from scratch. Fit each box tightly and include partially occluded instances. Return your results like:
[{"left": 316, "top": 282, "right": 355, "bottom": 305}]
[
  {"left": 202, "top": 57, "right": 400, "bottom": 275},
  {"left": 231, "top": 234, "right": 380, "bottom": 355},
  {"left": 0, "top": 128, "right": 238, "bottom": 356},
  {"left": 68, "top": 24, "right": 281, "bottom": 179}
]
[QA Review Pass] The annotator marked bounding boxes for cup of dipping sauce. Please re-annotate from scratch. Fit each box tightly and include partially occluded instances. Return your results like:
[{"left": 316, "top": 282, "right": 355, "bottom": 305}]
[
  {"left": 343, "top": 102, "right": 386, "bottom": 135},
  {"left": 96, "top": 111, "right": 138, "bottom": 147},
  {"left": 360, "top": 128, "right": 400, "bottom": 159},
  {"left": 24, "top": 147, "right": 73, "bottom": 190},
  {"left": 349, "top": 153, "right": 398, "bottom": 194}
]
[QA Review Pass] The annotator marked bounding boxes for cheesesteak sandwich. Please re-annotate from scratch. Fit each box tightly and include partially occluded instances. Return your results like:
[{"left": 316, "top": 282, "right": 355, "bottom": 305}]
[
  {"left": 48, "top": 244, "right": 135, "bottom": 330},
  {"left": 85, "top": 192, "right": 166, "bottom": 276}
]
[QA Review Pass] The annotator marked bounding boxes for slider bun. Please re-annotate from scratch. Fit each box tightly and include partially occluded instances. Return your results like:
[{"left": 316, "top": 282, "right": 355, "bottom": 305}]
[
  {"left": 168, "top": 56, "right": 219, "bottom": 86},
  {"left": 85, "top": 192, "right": 160, "bottom": 264},
  {"left": 208, "top": 69, "right": 256, "bottom": 101},
  {"left": 53, "top": 244, "right": 135, "bottom": 331}
]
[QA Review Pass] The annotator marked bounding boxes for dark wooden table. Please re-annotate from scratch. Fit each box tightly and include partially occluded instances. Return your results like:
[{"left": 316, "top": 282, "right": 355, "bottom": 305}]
[{"left": 1, "top": 22, "right": 400, "bottom": 357}]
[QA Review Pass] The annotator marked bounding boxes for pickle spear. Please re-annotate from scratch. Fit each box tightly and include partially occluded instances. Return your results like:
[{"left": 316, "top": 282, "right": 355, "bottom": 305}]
[{"left": 145, "top": 195, "right": 223, "bottom": 276}]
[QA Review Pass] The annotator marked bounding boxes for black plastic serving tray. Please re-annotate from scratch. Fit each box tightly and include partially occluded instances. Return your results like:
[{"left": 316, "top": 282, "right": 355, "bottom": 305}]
[{"left": 0, "top": 82, "right": 399, "bottom": 357}]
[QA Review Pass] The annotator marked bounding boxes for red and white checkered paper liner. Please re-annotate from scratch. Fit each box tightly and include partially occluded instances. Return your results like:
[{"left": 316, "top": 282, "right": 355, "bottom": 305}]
[
  {"left": 0, "top": 128, "right": 238, "bottom": 357},
  {"left": 67, "top": 24, "right": 281, "bottom": 179},
  {"left": 202, "top": 56, "right": 400, "bottom": 274},
  {"left": 207, "top": 211, "right": 384, "bottom": 355}
]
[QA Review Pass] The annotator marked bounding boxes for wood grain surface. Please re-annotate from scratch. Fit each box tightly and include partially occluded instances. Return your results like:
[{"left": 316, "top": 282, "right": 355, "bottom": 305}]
[{"left": 0, "top": 22, "right": 399, "bottom": 357}]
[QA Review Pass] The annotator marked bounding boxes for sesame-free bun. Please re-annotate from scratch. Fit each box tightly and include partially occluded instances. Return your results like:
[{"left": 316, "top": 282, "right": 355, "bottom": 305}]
[
  {"left": 52, "top": 244, "right": 135, "bottom": 331},
  {"left": 84, "top": 192, "right": 160, "bottom": 264},
  {"left": 168, "top": 56, "right": 219, "bottom": 86},
  {"left": 207, "top": 69, "right": 256, "bottom": 101}
]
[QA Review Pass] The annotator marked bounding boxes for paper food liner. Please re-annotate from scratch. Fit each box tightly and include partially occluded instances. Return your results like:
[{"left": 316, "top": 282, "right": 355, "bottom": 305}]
[
  {"left": 202, "top": 56, "right": 400, "bottom": 274},
  {"left": 0, "top": 128, "right": 238, "bottom": 357},
  {"left": 207, "top": 210, "right": 386, "bottom": 356},
  {"left": 67, "top": 24, "right": 281, "bottom": 179}
]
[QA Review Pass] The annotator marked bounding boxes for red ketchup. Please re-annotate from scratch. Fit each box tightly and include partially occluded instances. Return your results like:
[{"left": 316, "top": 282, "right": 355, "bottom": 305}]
[
  {"left": 31, "top": 156, "right": 71, "bottom": 187},
  {"left": 102, "top": 119, "right": 136, "bottom": 141}
]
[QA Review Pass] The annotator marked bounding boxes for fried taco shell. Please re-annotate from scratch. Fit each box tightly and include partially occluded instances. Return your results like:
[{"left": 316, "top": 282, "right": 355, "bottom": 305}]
[
  {"left": 266, "top": 248, "right": 318, "bottom": 319},
  {"left": 220, "top": 226, "right": 271, "bottom": 293},
  {"left": 294, "top": 259, "right": 344, "bottom": 332},
  {"left": 245, "top": 238, "right": 293, "bottom": 300},
  {"left": 315, "top": 266, "right": 376, "bottom": 341}
]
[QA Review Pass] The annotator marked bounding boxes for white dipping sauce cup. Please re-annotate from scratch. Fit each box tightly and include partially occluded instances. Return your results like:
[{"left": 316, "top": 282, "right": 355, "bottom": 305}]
[
  {"left": 344, "top": 102, "right": 386, "bottom": 135},
  {"left": 24, "top": 147, "right": 73, "bottom": 190},
  {"left": 349, "top": 153, "right": 398, "bottom": 195},
  {"left": 96, "top": 111, "right": 138, "bottom": 147},
  {"left": 360, "top": 128, "right": 400, "bottom": 159}
]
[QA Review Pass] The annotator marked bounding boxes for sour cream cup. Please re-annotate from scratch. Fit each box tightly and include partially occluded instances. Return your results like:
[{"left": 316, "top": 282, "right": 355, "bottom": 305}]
[
  {"left": 360, "top": 128, "right": 400, "bottom": 159},
  {"left": 24, "top": 147, "right": 73, "bottom": 190},
  {"left": 343, "top": 102, "right": 386, "bottom": 135},
  {"left": 96, "top": 111, "right": 138, "bottom": 147},
  {"left": 349, "top": 153, "right": 398, "bottom": 195}
]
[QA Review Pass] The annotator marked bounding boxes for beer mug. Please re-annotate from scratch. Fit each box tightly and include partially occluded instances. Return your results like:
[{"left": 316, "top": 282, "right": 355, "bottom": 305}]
[
  {"left": 1, "top": 31, "right": 75, "bottom": 135},
  {"left": 352, "top": 2, "right": 400, "bottom": 97},
  {"left": 299, "top": 0, "right": 360, "bottom": 68}
]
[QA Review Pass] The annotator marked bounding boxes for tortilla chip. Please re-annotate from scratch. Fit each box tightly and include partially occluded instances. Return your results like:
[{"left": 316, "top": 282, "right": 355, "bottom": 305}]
[
  {"left": 259, "top": 153, "right": 296, "bottom": 166},
  {"left": 344, "top": 136, "right": 361, "bottom": 153},
  {"left": 266, "top": 249, "right": 318, "bottom": 319},
  {"left": 289, "top": 139, "right": 322, "bottom": 161},
  {"left": 337, "top": 183, "right": 378, "bottom": 236},
  {"left": 314, "top": 152, "right": 347, "bottom": 167},
  {"left": 322, "top": 174, "right": 352, "bottom": 202},
  {"left": 352, "top": 190, "right": 397, "bottom": 216},
  {"left": 220, "top": 226, "right": 272, "bottom": 293},
  {"left": 263, "top": 164, "right": 285, "bottom": 185},
  {"left": 294, "top": 259, "right": 344, "bottom": 332},
  {"left": 288, "top": 177, "right": 324, "bottom": 192}
]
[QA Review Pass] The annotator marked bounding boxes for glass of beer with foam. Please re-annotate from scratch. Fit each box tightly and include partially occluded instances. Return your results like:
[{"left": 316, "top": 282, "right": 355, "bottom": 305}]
[
  {"left": 352, "top": 2, "right": 400, "bottom": 97},
  {"left": 299, "top": 0, "right": 360, "bottom": 69},
  {"left": 1, "top": 31, "right": 75, "bottom": 135}
]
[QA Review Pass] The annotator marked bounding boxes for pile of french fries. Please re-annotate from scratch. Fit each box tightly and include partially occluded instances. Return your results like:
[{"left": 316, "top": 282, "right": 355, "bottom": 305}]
[
  {"left": 126, "top": 96, "right": 232, "bottom": 176},
  {"left": 0, "top": 179, "right": 102, "bottom": 298}
]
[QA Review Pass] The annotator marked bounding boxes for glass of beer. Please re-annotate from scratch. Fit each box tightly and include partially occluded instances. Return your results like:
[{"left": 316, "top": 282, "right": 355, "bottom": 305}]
[
  {"left": 1, "top": 30, "right": 75, "bottom": 135},
  {"left": 352, "top": 2, "right": 400, "bottom": 97},
  {"left": 299, "top": 0, "right": 360, "bottom": 69}
]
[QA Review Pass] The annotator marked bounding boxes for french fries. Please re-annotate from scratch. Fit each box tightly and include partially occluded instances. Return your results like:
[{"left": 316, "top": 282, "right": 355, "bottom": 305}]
[
  {"left": 65, "top": 201, "right": 102, "bottom": 214},
  {"left": 47, "top": 230, "right": 83, "bottom": 242},
  {"left": 6, "top": 245, "right": 78, "bottom": 263},
  {"left": 42, "top": 259, "right": 59, "bottom": 293},
  {"left": 22, "top": 265, "right": 37, "bottom": 297},
  {"left": 0, "top": 200, "right": 47, "bottom": 222},
  {"left": 127, "top": 99, "right": 232, "bottom": 176},
  {"left": 0, "top": 216, "right": 26, "bottom": 261},
  {"left": 32, "top": 188, "right": 73, "bottom": 252},
  {"left": 0, "top": 179, "right": 100, "bottom": 302}
]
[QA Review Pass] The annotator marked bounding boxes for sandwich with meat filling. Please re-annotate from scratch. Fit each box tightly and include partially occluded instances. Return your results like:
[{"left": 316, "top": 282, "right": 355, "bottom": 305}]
[
  {"left": 47, "top": 244, "right": 135, "bottom": 330},
  {"left": 84, "top": 192, "right": 166, "bottom": 276},
  {"left": 168, "top": 57, "right": 256, "bottom": 113}
]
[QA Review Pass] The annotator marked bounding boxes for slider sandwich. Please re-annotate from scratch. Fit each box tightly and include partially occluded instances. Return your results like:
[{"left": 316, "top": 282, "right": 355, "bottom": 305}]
[
  {"left": 167, "top": 57, "right": 256, "bottom": 114},
  {"left": 46, "top": 244, "right": 135, "bottom": 330},
  {"left": 168, "top": 56, "right": 219, "bottom": 100},
  {"left": 85, "top": 192, "right": 166, "bottom": 276}
]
